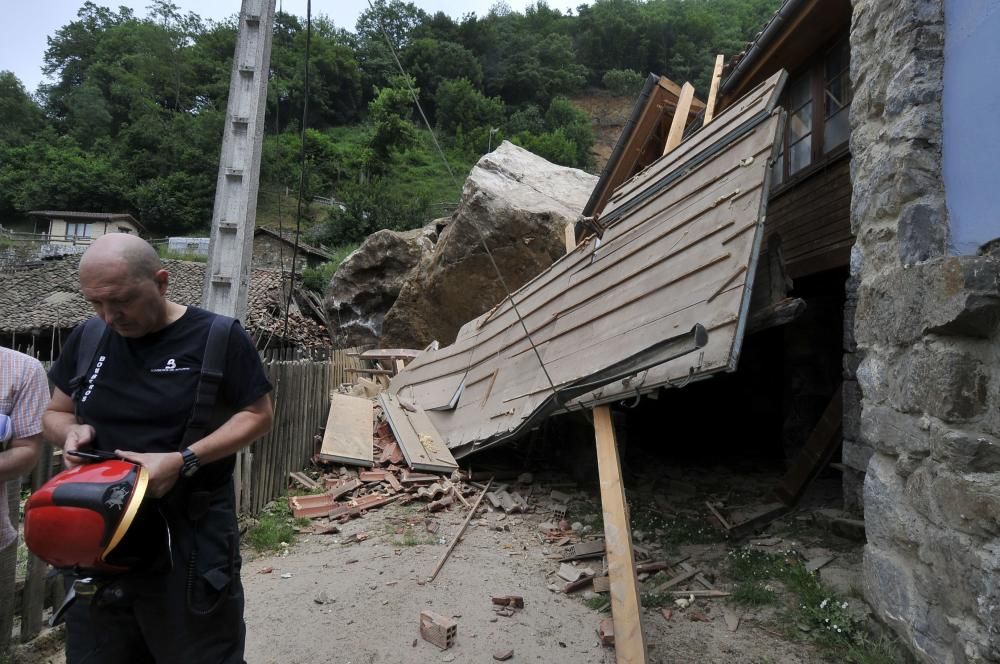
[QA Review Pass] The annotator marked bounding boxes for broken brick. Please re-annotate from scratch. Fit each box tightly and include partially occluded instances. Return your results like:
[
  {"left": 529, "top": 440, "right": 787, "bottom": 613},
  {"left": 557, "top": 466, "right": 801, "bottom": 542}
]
[
  {"left": 419, "top": 610, "right": 457, "bottom": 650},
  {"left": 598, "top": 618, "right": 615, "bottom": 646}
]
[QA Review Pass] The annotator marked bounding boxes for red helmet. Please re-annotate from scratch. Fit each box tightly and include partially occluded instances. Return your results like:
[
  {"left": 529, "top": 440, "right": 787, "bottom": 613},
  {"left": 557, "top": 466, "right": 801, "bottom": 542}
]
[{"left": 24, "top": 460, "right": 169, "bottom": 574}]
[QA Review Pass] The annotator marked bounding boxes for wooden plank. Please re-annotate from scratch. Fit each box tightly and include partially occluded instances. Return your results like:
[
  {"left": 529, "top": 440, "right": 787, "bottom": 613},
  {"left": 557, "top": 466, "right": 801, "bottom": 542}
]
[
  {"left": 380, "top": 393, "right": 458, "bottom": 473},
  {"left": 774, "top": 388, "right": 844, "bottom": 505},
  {"left": 318, "top": 394, "right": 374, "bottom": 467},
  {"left": 593, "top": 406, "right": 647, "bottom": 663},
  {"left": 662, "top": 82, "right": 695, "bottom": 156},
  {"left": 652, "top": 568, "right": 700, "bottom": 592},
  {"left": 703, "top": 55, "right": 725, "bottom": 125}
]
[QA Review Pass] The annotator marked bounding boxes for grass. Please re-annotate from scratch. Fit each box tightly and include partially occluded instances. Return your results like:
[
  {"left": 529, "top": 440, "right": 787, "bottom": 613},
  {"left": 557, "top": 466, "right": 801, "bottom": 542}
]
[
  {"left": 244, "top": 498, "right": 304, "bottom": 552},
  {"left": 732, "top": 581, "right": 778, "bottom": 606},
  {"left": 156, "top": 247, "right": 208, "bottom": 262},
  {"left": 391, "top": 526, "right": 435, "bottom": 547},
  {"left": 725, "top": 547, "right": 906, "bottom": 663},
  {"left": 583, "top": 596, "right": 609, "bottom": 610}
]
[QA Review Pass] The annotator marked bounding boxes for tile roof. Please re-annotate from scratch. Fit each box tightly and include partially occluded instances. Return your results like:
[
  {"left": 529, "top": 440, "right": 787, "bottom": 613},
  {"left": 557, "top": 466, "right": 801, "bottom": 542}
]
[{"left": 0, "top": 255, "right": 328, "bottom": 347}]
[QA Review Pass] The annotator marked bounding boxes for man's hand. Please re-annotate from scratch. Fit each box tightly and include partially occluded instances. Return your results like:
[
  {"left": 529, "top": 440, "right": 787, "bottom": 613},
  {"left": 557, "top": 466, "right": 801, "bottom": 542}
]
[
  {"left": 63, "top": 424, "right": 97, "bottom": 469},
  {"left": 114, "top": 450, "right": 183, "bottom": 498}
]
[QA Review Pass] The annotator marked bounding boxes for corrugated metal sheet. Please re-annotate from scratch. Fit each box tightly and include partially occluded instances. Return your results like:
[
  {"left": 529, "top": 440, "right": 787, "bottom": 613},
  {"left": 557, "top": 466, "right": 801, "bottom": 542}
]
[{"left": 389, "top": 71, "right": 788, "bottom": 458}]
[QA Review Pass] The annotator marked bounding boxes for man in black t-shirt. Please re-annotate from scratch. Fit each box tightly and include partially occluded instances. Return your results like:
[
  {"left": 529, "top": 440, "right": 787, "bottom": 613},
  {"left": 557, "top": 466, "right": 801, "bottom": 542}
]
[{"left": 44, "top": 234, "right": 273, "bottom": 664}]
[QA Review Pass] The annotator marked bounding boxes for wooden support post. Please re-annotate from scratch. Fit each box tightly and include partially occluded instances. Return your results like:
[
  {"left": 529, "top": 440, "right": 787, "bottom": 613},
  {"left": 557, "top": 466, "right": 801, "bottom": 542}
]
[
  {"left": 662, "top": 82, "right": 695, "bottom": 156},
  {"left": 703, "top": 55, "right": 725, "bottom": 125},
  {"left": 564, "top": 222, "right": 578, "bottom": 253},
  {"left": 594, "top": 406, "right": 647, "bottom": 664}
]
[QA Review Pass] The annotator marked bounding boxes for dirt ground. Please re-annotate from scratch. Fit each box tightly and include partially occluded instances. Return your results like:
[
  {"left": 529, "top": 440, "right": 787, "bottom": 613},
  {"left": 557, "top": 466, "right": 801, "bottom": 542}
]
[{"left": 17, "top": 464, "right": 881, "bottom": 664}]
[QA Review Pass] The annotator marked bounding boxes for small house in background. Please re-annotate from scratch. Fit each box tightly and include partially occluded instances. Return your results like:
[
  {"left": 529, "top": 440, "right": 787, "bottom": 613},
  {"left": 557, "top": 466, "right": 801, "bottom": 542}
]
[
  {"left": 166, "top": 236, "right": 211, "bottom": 256},
  {"left": 252, "top": 227, "right": 333, "bottom": 273},
  {"left": 28, "top": 211, "right": 145, "bottom": 244}
]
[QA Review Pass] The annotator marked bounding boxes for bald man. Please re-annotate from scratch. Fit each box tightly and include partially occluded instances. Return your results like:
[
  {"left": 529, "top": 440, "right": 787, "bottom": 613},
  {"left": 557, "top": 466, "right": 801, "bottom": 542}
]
[{"left": 44, "top": 233, "right": 273, "bottom": 664}]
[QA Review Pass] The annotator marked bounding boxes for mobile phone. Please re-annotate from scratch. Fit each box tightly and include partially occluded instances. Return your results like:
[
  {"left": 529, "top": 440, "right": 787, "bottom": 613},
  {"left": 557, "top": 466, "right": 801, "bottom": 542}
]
[{"left": 67, "top": 448, "right": 120, "bottom": 461}]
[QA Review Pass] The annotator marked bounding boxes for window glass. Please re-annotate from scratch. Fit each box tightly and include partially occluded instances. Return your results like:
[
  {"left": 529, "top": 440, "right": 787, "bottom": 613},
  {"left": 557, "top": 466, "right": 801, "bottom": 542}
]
[
  {"left": 825, "top": 108, "right": 850, "bottom": 151},
  {"left": 789, "top": 74, "right": 811, "bottom": 110},
  {"left": 790, "top": 103, "right": 813, "bottom": 143},
  {"left": 789, "top": 137, "right": 811, "bottom": 174}
]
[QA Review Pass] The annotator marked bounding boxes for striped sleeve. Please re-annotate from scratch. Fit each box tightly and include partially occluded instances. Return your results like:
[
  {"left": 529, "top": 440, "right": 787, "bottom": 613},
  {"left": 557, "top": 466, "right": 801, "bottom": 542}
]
[{"left": 11, "top": 357, "right": 50, "bottom": 440}]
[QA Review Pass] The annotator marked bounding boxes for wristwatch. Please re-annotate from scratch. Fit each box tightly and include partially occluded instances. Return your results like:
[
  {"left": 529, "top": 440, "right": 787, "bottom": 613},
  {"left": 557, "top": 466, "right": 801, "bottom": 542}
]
[{"left": 180, "top": 448, "right": 200, "bottom": 478}]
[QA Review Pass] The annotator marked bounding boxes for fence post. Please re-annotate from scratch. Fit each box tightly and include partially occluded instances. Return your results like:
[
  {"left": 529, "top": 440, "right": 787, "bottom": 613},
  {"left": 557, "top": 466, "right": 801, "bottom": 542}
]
[{"left": 20, "top": 446, "right": 54, "bottom": 642}]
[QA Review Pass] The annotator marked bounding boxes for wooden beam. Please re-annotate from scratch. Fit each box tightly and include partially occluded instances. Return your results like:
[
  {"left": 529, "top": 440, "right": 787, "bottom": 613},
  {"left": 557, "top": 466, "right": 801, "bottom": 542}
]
[
  {"left": 746, "top": 297, "right": 807, "bottom": 335},
  {"left": 662, "top": 82, "right": 695, "bottom": 156},
  {"left": 594, "top": 406, "right": 647, "bottom": 664},
  {"left": 774, "top": 388, "right": 844, "bottom": 506},
  {"left": 564, "top": 222, "right": 578, "bottom": 254},
  {"left": 703, "top": 55, "right": 725, "bottom": 125}
]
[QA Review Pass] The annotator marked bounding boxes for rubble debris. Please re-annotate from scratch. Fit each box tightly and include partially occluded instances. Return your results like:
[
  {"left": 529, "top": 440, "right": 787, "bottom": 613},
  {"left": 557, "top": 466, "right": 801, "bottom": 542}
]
[
  {"left": 557, "top": 564, "right": 585, "bottom": 583},
  {"left": 598, "top": 618, "right": 615, "bottom": 646},
  {"left": 428, "top": 479, "right": 493, "bottom": 583},
  {"left": 723, "top": 608, "right": 741, "bottom": 632},
  {"left": 593, "top": 576, "right": 610, "bottom": 593},
  {"left": 705, "top": 501, "right": 733, "bottom": 531},
  {"left": 491, "top": 596, "right": 524, "bottom": 609},
  {"left": 560, "top": 539, "right": 605, "bottom": 561},
  {"left": 289, "top": 471, "right": 321, "bottom": 491},
  {"left": 804, "top": 555, "right": 836, "bottom": 573},
  {"left": 689, "top": 609, "right": 711, "bottom": 623},
  {"left": 419, "top": 610, "right": 457, "bottom": 650},
  {"left": 493, "top": 648, "right": 514, "bottom": 661}
]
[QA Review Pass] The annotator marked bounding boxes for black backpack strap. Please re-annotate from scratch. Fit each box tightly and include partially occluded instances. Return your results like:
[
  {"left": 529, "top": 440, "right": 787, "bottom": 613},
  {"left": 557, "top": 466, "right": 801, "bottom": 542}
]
[
  {"left": 181, "top": 315, "right": 234, "bottom": 448},
  {"left": 68, "top": 318, "right": 110, "bottom": 402}
]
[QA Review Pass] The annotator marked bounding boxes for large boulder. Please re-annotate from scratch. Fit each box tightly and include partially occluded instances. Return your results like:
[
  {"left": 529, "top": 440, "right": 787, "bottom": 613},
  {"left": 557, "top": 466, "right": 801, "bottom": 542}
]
[
  {"left": 324, "top": 222, "right": 440, "bottom": 347},
  {"left": 380, "top": 141, "right": 597, "bottom": 348}
]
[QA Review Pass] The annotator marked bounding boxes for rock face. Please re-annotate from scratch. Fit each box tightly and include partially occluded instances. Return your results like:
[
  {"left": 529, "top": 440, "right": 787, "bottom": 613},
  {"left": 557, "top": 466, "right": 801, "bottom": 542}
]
[
  {"left": 380, "top": 141, "right": 597, "bottom": 348},
  {"left": 324, "top": 223, "right": 440, "bottom": 347},
  {"left": 851, "top": 1, "right": 1000, "bottom": 661}
]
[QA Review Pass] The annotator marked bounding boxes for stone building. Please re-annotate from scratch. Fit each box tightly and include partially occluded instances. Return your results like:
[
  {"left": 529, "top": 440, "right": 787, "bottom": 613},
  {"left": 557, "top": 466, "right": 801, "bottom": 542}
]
[
  {"left": 850, "top": 0, "right": 998, "bottom": 661},
  {"left": 596, "top": 1, "right": 998, "bottom": 659},
  {"left": 252, "top": 226, "right": 333, "bottom": 273}
]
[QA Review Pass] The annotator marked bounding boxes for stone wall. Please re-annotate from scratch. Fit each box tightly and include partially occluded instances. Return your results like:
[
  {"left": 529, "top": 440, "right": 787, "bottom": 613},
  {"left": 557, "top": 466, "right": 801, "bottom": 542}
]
[{"left": 851, "top": 0, "right": 1000, "bottom": 661}]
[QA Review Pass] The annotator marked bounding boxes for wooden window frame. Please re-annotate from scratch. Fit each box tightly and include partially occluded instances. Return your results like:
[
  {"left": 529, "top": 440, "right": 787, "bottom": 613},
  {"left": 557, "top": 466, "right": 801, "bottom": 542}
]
[{"left": 771, "top": 35, "right": 851, "bottom": 193}]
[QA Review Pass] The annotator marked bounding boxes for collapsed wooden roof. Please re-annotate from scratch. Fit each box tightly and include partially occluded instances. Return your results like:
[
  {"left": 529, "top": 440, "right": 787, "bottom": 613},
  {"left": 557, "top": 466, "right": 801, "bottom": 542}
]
[{"left": 388, "top": 71, "right": 788, "bottom": 459}]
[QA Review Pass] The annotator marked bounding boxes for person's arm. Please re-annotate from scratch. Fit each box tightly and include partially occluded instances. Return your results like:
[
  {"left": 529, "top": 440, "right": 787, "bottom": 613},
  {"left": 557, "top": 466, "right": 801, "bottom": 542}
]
[
  {"left": 42, "top": 388, "right": 96, "bottom": 470},
  {"left": 2, "top": 357, "right": 50, "bottom": 480},
  {"left": 115, "top": 393, "right": 273, "bottom": 498},
  {"left": 0, "top": 436, "right": 40, "bottom": 482}
]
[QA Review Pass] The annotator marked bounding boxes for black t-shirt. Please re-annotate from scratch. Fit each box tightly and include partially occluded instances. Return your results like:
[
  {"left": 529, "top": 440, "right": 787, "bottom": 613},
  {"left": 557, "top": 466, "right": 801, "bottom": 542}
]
[{"left": 50, "top": 307, "right": 272, "bottom": 481}]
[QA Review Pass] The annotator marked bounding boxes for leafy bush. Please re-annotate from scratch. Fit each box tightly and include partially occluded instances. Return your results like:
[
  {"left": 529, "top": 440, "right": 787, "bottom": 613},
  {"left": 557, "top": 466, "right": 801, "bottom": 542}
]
[
  {"left": 603, "top": 68, "right": 646, "bottom": 96},
  {"left": 300, "top": 243, "right": 360, "bottom": 292}
]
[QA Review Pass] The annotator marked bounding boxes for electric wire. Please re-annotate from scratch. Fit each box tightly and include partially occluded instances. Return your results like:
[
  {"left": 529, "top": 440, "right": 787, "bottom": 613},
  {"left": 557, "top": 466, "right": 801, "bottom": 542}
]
[{"left": 281, "top": 0, "right": 310, "bottom": 345}]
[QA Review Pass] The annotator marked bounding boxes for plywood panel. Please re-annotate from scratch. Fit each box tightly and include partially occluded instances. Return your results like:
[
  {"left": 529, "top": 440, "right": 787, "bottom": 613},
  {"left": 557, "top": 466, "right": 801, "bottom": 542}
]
[
  {"left": 318, "top": 394, "right": 374, "bottom": 467},
  {"left": 380, "top": 393, "right": 459, "bottom": 473}
]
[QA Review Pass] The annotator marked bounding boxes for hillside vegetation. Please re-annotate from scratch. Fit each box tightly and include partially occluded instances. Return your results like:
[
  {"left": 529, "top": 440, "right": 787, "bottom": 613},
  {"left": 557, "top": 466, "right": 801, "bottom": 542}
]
[{"left": 0, "top": 0, "right": 779, "bottom": 249}]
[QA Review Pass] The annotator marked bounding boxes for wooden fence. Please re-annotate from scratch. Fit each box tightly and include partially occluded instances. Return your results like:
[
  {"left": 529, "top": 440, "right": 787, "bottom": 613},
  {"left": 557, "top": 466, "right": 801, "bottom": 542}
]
[{"left": 0, "top": 347, "right": 364, "bottom": 651}]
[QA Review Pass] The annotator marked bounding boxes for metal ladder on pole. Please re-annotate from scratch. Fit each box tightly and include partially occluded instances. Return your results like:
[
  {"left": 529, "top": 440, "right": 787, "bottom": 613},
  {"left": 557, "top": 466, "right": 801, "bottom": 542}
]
[
  {"left": 203, "top": 0, "right": 276, "bottom": 321},
  {"left": 202, "top": 0, "right": 276, "bottom": 512}
]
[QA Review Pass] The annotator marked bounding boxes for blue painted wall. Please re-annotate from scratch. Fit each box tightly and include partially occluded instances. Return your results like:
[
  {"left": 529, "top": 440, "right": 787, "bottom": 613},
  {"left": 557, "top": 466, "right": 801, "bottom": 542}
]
[{"left": 943, "top": 0, "right": 1000, "bottom": 254}]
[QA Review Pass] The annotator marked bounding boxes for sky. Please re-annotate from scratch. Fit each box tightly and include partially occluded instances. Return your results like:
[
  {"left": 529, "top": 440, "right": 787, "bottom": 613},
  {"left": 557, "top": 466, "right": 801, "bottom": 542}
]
[{"left": 1, "top": 0, "right": 577, "bottom": 94}]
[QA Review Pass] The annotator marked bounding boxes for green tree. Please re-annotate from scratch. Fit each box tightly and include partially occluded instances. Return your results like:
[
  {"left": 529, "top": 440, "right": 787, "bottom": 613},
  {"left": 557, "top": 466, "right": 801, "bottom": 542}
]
[
  {"left": 365, "top": 76, "right": 419, "bottom": 176},
  {"left": 401, "top": 38, "right": 482, "bottom": 119},
  {"left": 434, "top": 78, "right": 503, "bottom": 135},
  {"left": 603, "top": 68, "right": 646, "bottom": 96},
  {"left": 0, "top": 72, "right": 45, "bottom": 147}
]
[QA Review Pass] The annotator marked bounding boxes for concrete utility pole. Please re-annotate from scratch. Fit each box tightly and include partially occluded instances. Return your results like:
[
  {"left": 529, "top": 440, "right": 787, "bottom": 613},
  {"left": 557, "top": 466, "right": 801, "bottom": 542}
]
[{"left": 202, "top": 0, "right": 277, "bottom": 320}]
